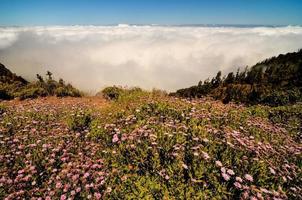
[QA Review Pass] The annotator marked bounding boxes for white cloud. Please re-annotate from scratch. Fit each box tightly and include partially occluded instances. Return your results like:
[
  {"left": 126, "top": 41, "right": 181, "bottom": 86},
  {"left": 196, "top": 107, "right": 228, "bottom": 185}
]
[{"left": 0, "top": 25, "right": 302, "bottom": 92}]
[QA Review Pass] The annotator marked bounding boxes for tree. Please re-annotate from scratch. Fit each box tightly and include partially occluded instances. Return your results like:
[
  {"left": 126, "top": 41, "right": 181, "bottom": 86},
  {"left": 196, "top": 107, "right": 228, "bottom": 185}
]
[
  {"left": 46, "top": 71, "right": 53, "bottom": 80},
  {"left": 59, "top": 78, "right": 65, "bottom": 86},
  {"left": 225, "top": 72, "right": 235, "bottom": 84},
  {"left": 213, "top": 71, "right": 222, "bottom": 87},
  {"left": 36, "top": 74, "right": 44, "bottom": 83}
]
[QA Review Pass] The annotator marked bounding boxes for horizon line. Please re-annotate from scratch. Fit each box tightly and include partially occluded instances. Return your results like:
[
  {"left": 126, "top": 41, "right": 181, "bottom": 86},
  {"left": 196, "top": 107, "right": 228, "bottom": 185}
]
[{"left": 1, "top": 23, "right": 302, "bottom": 28}]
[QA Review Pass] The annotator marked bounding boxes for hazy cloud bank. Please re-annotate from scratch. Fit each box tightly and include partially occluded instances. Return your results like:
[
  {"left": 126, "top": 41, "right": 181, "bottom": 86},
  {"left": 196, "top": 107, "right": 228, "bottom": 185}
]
[{"left": 1, "top": 25, "right": 302, "bottom": 92}]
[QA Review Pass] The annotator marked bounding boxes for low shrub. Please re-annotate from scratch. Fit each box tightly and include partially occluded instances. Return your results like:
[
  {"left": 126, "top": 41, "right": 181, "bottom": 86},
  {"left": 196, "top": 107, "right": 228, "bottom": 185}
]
[
  {"left": 0, "top": 88, "right": 12, "bottom": 100},
  {"left": 67, "top": 111, "right": 92, "bottom": 132},
  {"left": 17, "top": 87, "right": 48, "bottom": 100},
  {"left": 101, "top": 86, "right": 124, "bottom": 100}
]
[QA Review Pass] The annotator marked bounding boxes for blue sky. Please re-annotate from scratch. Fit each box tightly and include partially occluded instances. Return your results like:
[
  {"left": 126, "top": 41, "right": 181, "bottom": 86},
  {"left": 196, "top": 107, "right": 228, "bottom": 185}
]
[{"left": 0, "top": 0, "right": 301, "bottom": 26}]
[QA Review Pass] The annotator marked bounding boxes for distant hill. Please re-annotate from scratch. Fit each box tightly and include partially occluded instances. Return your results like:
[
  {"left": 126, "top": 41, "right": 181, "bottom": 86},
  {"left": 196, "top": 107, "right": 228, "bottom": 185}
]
[
  {"left": 0, "top": 63, "right": 82, "bottom": 100},
  {"left": 173, "top": 49, "right": 302, "bottom": 106}
]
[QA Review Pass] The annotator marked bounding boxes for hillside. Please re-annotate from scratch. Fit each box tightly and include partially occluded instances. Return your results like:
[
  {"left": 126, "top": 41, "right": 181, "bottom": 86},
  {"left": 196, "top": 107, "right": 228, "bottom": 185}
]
[
  {"left": 0, "top": 63, "right": 28, "bottom": 85},
  {"left": 1, "top": 52, "right": 302, "bottom": 199},
  {"left": 0, "top": 89, "right": 301, "bottom": 199},
  {"left": 0, "top": 63, "right": 82, "bottom": 100},
  {"left": 173, "top": 50, "right": 302, "bottom": 106}
]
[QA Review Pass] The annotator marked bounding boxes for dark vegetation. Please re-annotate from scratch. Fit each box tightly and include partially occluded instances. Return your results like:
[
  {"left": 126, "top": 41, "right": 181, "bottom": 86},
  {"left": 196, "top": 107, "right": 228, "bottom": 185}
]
[
  {"left": 0, "top": 63, "right": 82, "bottom": 100},
  {"left": 173, "top": 49, "right": 302, "bottom": 106}
]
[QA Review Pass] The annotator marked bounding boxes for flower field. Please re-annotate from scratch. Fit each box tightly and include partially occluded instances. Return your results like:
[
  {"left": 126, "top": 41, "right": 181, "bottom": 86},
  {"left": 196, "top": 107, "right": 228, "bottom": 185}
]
[{"left": 0, "top": 92, "right": 301, "bottom": 199}]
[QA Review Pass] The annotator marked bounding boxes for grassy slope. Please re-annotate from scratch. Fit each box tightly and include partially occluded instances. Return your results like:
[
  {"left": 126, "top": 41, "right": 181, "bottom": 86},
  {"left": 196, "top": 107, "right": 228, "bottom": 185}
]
[{"left": 0, "top": 92, "right": 301, "bottom": 199}]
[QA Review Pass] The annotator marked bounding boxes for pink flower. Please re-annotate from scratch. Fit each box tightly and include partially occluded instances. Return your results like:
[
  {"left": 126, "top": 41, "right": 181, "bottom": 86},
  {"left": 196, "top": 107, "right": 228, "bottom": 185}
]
[
  {"left": 182, "top": 164, "right": 188, "bottom": 169},
  {"left": 94, "top": 192, "right": 101, "bottom": 199},
  {"left": 84, "top": 172, "right": 90, "bottom": 178},
  {"left": 112, "top": 134, "right": 119, "bottom": 143},
  {"left": 71, "top": 190, "right": 76, "bottom": 195},
  {"left": 269, "top": 167, "right": 276, "bottom": 175},
  {"left": 202, "top": 151, "right": 210, "bottom": 160},
  {"left": 234, "top": 182, "right": 242, "bottom": 189},
  {"left": 56, "top": 182, "right": 62, "bottom": 189},
  {"left": 76, "top": 187, "right": 81, "bottom": 193},
  {"left": 60, "top": 194, "right": 66, "bottom": 200},
  {"left": 244, "top": 174, "right": 254, "bottom": 182},
  {"left": 215, "top": 160, "right": 223, "bottom": 167},
  {"left": 222, "top": 173, "right": 230, "bottom": 181},
  {"left": 72, "top": 174, "right": 79, "bottom": 181},
  {"left": 227, "top": 169, "right": 235, "bottom": 176},
  {"left": 235, "top": 176, "right": 243, "bottom": 183},
  {"left": 242, "top": 191, "right": 249, "bottom": 199}
]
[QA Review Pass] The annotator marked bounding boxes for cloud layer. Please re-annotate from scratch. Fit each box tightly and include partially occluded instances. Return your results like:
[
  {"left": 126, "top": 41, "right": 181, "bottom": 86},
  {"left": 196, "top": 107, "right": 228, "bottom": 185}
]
[{"left": 1, "top": 25, "right": 302, "bottom": 92}]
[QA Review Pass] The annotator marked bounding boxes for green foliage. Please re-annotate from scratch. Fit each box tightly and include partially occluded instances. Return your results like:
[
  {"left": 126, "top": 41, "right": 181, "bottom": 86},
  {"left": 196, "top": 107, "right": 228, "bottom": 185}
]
[
  {"left": 16, "top": 86, "right": 48, "bottom": 100},
  {"left": 101, "top": 86, "right": 125, "bottom": 100},
  {"left": 174, "top": 50, "right": 302, "bottom": 106},
  {"left": 67, "top": 111, "right": 92, "bottom": 132},
  {"left": 101, "top": 86, "right": 143, "bottom": 101},
  {"left": 0, "top": 88, "right": 12, "bottom": 100},
  {"left": 0, "top": 63, "right": 82, "bottom": 100},
  {"left": 54, "top": 85, "right": 82, "bottom": 97}
]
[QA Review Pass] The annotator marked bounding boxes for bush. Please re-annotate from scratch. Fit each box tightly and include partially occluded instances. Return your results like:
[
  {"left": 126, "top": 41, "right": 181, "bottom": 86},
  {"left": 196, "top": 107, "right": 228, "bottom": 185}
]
[
  {"left": 67, "top": 111, "right": 92, "bottom": 132},
  {"left": 54, "top": 87, "right": 69, "bottom": 97},
  {"left": 0, "top": 88, "right": 12, "bottom": 100},
  {"left": 101, "top": 86, "right": 124, "bottom": 100},
  {"left": 17, "top": 87, "right": 48, "bottom": 100}
]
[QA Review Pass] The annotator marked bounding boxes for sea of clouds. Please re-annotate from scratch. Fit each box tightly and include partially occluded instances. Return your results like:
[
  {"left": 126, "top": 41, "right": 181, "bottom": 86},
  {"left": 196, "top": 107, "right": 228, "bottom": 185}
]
[{"left": 0, "top": 25, "right": 302, "bottom": 92}]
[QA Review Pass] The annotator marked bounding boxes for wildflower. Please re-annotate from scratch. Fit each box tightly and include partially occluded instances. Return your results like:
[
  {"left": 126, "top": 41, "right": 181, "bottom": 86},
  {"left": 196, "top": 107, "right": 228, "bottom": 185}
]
[
  {"left": 227, "top": 169, "right": 235, "bottom": 176},
  {"left": 244, "top": 174, "right": 254, "bottom": 182},
  {"left": 222, "top": 173, "right": 230, "bottom": 181},
  {"left": 106, "top": 187, "right": 112, "bottom": 193},
  {"left": 242, "top": 191, "right": 249, "bottom": 199},
  {"left": 203, "top": 138, "right": 209, "bottom": 143},
  {"left": 72, "top": 174, "right": 78, "bottom": 181},
  {"left": 215, "top": 160, "right": 223, "bottom": 167},
  {"left": 202, "top": 151, "right": 210, "bottom": 160},
  {"left": 221, "top": 167, "right": 226, "bottom": 173},
  {"left": 182, "top": 164, "right": 188, "bottom": 169},
  {"left": 112, "top": 134, "right": 119, "bottom": 143},
  {"left": 234, "top": 182, "right": 242, "bottom": 189},
  {"left": 56, "top": 182, "right": 62, "bottom": 189},
  {"left": 71, "top": 190, "right": 76, "bottom": 195},
  {"left": 94, "top": 192, "right": 101, "bottom": 199},
  {"left": 269, "top": 167, "right": 276, "bottom": 175},
  {"left": 256, "top": 193, "right": 263, "bottom": 199},
  {"left": 84, "top": 172, "right": 90, "bottom": 178},
  {"left": 76, "top": 187, "right": 81, "bottom": 193},
  {"left": 60, "top": 194, "right": 66, "bottom": 200},
  {"left": 235, "top": 176, "right": 243, "bottom": 183}
]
